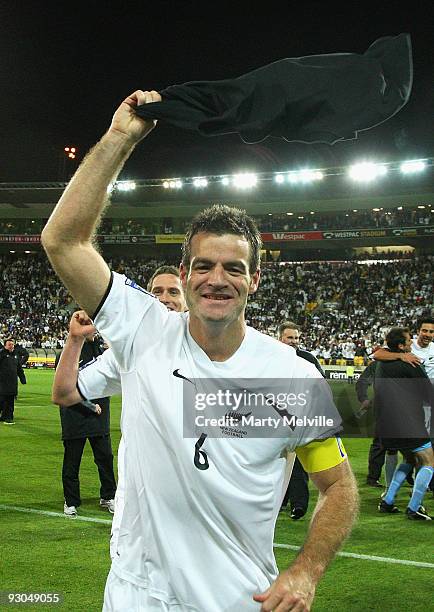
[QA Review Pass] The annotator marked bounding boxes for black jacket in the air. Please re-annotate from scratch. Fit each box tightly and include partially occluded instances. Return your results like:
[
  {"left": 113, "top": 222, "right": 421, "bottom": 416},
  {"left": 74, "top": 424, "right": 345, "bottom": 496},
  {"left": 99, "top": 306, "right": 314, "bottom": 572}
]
[{"left": 136, "top": 34, "right": 412, "bottom": 145}]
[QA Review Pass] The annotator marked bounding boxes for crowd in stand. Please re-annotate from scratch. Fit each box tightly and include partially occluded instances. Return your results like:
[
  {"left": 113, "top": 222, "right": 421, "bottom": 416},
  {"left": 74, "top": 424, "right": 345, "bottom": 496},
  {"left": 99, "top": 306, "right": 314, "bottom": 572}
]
[
  {"left": 257, "top": 206, "right": 433, "bottom": 232},
  {"left": 1, "top": 206, "right": 432, "bottom": 236},
  {"left": 1, "top": 253, "right": 432, "bottom": 360}
]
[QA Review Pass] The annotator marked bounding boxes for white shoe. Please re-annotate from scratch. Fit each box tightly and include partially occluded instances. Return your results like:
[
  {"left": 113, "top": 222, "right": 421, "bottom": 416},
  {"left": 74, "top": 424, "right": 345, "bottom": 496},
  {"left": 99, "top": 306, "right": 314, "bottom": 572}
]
[
  {"left": 64, "top": 502, "right": 77, "bottom": 517},
  {"left": 100, "top": 498, "right": 115, "bottom": 514}
]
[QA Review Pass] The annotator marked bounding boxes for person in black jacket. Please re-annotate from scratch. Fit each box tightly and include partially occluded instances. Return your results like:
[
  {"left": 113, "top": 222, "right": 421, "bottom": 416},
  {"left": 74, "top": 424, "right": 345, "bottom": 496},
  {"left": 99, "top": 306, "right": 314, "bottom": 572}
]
[
  {"left": 0, "top": 338, "right": 26, "bottom": 424},
  {"left": 375, "top": 327, "right": 434, "bottom": 520},
  {"left": 55, "top": 328, "right": 117, "bottom": 517},
  {"left": 355, "top": 361, "right": 405, "bottom": 490},
  {"left": 278, "top": 321, "right": 325, "bottom": 520}
]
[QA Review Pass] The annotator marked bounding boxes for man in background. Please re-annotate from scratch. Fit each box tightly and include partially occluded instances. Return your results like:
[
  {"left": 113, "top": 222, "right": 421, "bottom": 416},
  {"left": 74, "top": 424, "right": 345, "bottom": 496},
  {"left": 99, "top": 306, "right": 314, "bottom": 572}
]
[
  {"left": 146, "top": 265, "right": 186, "bottom": 312},
  {"left": 373, "top": 316, "right": 434, "bottom": 495},
  {"left": 355, "top": 360, "right": 402, "bottom": 490},
  {"left": 278, "top": 321, "right": 324, "bottom": 520},
  {"left": 0, "top": 338, "right": 26, "bottom": 424},
  {"left": 375, "top": 327, "right": 433, "bottom": 520},
  {"left": 55, "top": 328, "right": 117, "bottom": 517}
]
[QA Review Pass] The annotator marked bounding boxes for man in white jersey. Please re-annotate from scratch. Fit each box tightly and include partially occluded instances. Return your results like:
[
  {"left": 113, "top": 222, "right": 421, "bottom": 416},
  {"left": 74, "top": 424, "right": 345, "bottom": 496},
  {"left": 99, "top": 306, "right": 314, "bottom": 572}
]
[{"left": 42, "top": 89, "right": 358, "bottom": 612}]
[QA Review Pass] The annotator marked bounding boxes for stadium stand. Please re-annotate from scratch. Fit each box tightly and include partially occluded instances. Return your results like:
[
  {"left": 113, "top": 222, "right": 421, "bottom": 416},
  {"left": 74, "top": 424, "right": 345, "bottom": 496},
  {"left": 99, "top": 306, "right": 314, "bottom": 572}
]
[
  {"left": 0, "top": 205, "right": 432, "bottom": 235},
  {"left": 1, "top": 253, "right": 432, "bottom": 363}
]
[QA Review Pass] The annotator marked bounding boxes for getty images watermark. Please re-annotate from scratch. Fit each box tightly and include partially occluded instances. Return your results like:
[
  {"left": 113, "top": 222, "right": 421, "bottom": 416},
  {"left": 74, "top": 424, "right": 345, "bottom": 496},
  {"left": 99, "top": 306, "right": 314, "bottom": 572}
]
[
  {"left": 183, "top": 378, "right": 342, "bottom": 439},
  {"left": 194, "top": 389, "right": 334, "bottom": 429}
]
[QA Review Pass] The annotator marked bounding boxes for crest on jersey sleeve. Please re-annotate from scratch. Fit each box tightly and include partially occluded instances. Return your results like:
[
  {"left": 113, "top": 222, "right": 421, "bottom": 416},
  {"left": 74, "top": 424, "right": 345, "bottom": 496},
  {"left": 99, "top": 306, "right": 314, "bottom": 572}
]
[{"left": 124, "top": 278, "right": 155, "bottom": 297}]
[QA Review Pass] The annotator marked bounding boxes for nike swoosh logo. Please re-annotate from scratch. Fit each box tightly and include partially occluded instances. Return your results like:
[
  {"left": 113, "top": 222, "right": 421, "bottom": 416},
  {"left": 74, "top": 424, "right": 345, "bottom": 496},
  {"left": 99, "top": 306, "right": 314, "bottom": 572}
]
[{"left": 173, "top": 369, "right": 194, "bottom": 384}]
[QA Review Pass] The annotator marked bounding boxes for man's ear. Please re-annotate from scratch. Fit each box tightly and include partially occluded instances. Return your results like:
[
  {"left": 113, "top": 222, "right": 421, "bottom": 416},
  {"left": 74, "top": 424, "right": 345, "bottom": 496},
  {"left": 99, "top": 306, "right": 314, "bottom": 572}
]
[
  {"left": 249, "top": 269, "right": 261, "bottom": 294},
  {"left": 179, "top": 263, "right": 188, "bottom": 288}
]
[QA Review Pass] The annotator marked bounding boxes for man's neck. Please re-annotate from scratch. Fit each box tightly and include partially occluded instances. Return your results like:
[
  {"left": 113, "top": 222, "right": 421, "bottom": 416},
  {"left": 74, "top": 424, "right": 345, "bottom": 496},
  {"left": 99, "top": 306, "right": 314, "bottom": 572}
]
[{"left": 188, "top": 317, "right": 246, "bottom": 362}]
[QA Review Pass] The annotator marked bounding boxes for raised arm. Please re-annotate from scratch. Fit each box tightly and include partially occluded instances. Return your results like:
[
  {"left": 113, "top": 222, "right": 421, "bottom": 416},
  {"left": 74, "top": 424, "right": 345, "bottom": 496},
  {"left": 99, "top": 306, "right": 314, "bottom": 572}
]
[
  {"left": 41, "top": 90, "right": 161, "bottom": 316},
  {"left": 52, "top": 311, "right": 97, "bottom": 406}
]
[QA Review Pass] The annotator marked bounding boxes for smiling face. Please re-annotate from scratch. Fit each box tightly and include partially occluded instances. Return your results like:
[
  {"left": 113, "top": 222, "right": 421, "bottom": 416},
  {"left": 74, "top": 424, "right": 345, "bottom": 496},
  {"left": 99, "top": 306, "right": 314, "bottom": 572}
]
[
  {"left": 417, "top": 322, "right": 434, "bottom": 348},
  {"left": 180, "top": 232, "right": 260, "bottom": 327},
  {"left": 151, "top": 273, "right": 186, "bottom": 312}
]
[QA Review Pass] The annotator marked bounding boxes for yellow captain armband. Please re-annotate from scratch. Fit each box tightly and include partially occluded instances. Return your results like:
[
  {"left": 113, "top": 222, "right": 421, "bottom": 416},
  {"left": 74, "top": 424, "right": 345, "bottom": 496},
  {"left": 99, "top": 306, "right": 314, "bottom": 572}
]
[{"left": 295, "top": 437, "right": 347, "bottom": 474}]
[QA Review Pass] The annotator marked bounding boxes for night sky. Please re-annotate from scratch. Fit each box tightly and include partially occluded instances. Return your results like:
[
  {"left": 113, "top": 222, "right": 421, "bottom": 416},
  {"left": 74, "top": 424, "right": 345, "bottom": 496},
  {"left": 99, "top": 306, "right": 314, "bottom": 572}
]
[{"left": 0, "top": 1, "right": 433, "bottom": 183}]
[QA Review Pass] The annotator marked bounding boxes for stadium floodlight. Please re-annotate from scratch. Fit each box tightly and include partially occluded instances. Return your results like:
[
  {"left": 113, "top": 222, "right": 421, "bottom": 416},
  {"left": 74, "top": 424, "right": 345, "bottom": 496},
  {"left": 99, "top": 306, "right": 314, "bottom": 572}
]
[
  {"left": 287, "top": 172, "right": 299, "bottom": 184},
  {"left": 397, "top": 206, "right": 403, "bottom": 210},
  {"left": 274, "top": 173, "right": 285, "bottom": 184},
  {"left": 299, "top": 169, "right": 323, "bottom": 182},
  {"left": 165, "top": 179, "right": 183, "bottom": 189},
  {"left": 64, "top": 146, "right": 77, "bottom": 160},
  {"left": 193, "top": 178, "right": 208, "bottom": 188},
  {"left": 286, "top": 212, "right": 293, "bottom": 216},
  {"left": 221, "top": 177, "right": 230, "bottom": 185},
  {"left": 286, "top": 169, "right": 323, "bottom": 184},
  {"left": 233, "top": 173, "right": 257, "bottom": 189},
  {"left": 117, "top": 181, "right": 136, "bottom": 192},
  {"left": 348, "top": 162, "right": 388, "bottom": 182},
  {"left": 400, "top": 160, "right": 426, "bottom": 174},
  {"left": 417, "top": 205, "right": 426, "bottom": 209}
]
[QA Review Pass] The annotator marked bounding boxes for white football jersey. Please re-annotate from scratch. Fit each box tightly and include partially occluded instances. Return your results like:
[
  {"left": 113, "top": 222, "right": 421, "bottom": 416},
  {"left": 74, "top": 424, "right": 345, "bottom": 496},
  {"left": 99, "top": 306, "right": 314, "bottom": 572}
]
[
  {"left": 79, "top": 272, "right": 339, "bottom": 612},
  {"left": 411, "top": 338, "right": 434, "bottom": 380}
]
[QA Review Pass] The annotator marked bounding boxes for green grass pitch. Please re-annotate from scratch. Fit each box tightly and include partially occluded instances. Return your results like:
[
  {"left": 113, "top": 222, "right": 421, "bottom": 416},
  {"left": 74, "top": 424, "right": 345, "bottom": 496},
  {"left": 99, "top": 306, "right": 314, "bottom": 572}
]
[{"left": 0, "top": 370, "right": 432, "bottom": 611}]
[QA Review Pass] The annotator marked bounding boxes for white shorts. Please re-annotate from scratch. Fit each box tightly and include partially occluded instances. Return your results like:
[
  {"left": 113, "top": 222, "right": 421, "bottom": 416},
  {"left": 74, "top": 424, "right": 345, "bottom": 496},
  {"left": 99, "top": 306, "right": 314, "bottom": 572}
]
[{"left": 103, "top": 569, "right": 180, "bottom": 611}]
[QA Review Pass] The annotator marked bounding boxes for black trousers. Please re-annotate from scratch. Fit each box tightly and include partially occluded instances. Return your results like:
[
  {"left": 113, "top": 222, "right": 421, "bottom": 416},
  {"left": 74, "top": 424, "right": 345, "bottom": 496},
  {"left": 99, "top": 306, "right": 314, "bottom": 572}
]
[
  {"left": 62, "top": 435, "right": 117, "bottom": 507},
  {"left": 0, "top": 395, "right": 15, "bottom": 421},
  {"left": 282, "top": 457, "right": 309, "bottom": 511},
  {"left": 367, "top": 437, "right": 386, "bottom": 481}
]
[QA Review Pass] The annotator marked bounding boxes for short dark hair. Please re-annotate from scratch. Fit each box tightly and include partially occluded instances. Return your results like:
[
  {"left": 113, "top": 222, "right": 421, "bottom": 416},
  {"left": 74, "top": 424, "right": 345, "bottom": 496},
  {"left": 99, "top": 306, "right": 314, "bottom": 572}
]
[
  {"left": 181, "top": 205, "right": 262, "bottom": 274},
  {"left": 147, "top": 266, "right": 180, "bottom": 292},
  {"left": 416, "top": 315, "right": 434, "bottom": 331},
  {"left": 385, "top": 327, "right": 410, "bottom": 351},
  {"left": 278, "top": 321, "right": 300, "bottom": 337},
  {"left": 4, "top": 337, "right": 14, "bottom": 344}
]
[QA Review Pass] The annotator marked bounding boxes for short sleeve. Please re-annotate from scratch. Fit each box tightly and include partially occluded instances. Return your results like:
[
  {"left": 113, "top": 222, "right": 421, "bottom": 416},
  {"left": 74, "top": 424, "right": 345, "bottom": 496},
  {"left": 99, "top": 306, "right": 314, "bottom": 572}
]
[
  {"left": 93, "top": 271, "right": 170, "bottom": 370},
  {"left": 77, "top": 349, "right": 122, "bottom": 400}
]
